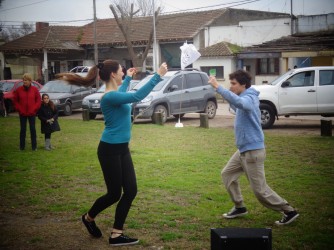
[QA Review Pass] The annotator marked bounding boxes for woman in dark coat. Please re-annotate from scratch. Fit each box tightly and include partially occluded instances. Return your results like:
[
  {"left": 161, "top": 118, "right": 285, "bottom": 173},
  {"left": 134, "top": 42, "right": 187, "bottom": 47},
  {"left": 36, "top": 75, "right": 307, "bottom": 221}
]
[{"left": 38, "top": 93, "right": 60, "bottom": 150}]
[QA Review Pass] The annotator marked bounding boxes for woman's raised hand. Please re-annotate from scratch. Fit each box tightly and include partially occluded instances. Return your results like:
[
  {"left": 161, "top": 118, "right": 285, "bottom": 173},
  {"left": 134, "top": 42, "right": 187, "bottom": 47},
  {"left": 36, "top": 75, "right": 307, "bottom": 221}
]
[
  {"left": 157, "top": 63, "right": 168, "bottom": 77},
  {"left": 127, "top": 67, "right": 137, "bottom": 77}
]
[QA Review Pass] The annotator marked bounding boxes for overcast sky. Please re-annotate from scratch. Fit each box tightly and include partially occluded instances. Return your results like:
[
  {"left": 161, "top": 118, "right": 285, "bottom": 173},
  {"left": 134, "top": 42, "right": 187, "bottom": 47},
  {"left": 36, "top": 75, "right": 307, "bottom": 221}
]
[{"left": 0, "top": 0, "right": 334, "bottom": 27}]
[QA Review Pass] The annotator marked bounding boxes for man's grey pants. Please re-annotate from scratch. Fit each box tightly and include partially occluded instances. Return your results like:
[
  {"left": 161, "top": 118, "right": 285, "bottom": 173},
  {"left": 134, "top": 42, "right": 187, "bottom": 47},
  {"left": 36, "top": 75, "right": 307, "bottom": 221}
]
[{"left": 222, "top": 149, "right": 294, "bottom": 212}]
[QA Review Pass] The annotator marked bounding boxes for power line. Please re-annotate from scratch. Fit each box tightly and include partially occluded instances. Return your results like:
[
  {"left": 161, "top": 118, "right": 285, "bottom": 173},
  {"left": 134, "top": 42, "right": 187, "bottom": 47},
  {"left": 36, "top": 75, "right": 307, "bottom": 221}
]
[
  {"left": 161, "top": 0, "right": 261, "bottom": 14},
  {"left": 0, "top": 0, "right": 51, "bottom": 12},
  {"left": 0, "top": 0, "right": 281, "bottom": 26}
]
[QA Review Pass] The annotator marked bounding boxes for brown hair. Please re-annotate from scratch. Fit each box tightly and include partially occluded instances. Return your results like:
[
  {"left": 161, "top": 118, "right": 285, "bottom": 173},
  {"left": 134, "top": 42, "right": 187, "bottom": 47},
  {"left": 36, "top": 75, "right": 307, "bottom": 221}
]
[
  {"left": 55, "top": 60, "right": 121, "bottom": 87},
  {"left": 41, "top": 93, "right": 55, "bottom": 111},
  {"left": 229, "top": 70, "right": 252, "bottom": 89}
]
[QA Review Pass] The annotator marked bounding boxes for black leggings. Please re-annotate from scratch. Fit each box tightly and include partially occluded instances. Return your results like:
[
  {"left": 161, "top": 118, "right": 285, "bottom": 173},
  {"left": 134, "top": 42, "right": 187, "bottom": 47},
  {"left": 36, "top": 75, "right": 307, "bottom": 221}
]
[{"left": 88, "top": 141, "right": 137, "bottom": 230}]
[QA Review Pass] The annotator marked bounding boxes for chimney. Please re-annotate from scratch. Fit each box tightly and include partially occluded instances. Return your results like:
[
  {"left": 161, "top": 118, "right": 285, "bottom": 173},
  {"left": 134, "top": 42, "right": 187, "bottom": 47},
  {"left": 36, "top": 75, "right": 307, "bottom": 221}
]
[{"left": 36, "top": 22, "right": 49, "bottom": 32}]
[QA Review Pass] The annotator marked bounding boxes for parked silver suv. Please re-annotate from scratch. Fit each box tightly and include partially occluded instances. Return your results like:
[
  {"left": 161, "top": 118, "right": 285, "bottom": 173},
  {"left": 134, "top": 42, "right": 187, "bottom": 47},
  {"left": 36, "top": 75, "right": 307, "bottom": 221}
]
[
  {"left": 82, "top": 80, "right": 139, "bottom": 119},
  {"left": 132, "top": 69, "right": 217, "bottom": 123}
]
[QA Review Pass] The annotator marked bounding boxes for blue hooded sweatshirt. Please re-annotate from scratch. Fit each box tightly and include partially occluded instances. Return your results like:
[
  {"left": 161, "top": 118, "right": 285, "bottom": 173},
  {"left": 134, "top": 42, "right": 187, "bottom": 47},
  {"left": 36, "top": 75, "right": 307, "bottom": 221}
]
[{"left": 216, "top": 86, "right": 264, "bottom": 153}]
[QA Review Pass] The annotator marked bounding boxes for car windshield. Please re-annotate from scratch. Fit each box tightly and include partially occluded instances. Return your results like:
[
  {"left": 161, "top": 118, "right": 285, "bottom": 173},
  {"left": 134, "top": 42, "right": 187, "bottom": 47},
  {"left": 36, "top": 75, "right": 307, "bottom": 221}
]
[
  {"left": 132, "top": 76, "right": 170, "bottom": 91},
  {"left": 0, "top": 82, "right": 14, "bottom": 92},
  {"left": 40, "top": 80, "right": 72, "bottom": 93},
  {"left": 97, "top": 84, "right": 106, "bottom": 93},
  {"left": 269, "top": 70, "right": 295, "bottom": 85},
  {"left": 129, "top": 80, "right": 139, "bottom": 90}
]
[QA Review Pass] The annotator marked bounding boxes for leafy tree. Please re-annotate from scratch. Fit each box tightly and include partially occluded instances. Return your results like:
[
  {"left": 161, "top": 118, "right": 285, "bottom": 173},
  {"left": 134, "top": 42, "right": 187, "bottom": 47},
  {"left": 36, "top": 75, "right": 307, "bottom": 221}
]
[{"left": 109, "top": 0, "right": 162, "bottom": 73}]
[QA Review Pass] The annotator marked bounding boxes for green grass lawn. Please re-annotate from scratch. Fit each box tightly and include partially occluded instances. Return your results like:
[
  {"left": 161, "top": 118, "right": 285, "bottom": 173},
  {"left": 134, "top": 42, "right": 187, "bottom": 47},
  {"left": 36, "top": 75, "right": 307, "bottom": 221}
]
[{"left": 0, "top": 116, "right": 334, "bottom": 249}]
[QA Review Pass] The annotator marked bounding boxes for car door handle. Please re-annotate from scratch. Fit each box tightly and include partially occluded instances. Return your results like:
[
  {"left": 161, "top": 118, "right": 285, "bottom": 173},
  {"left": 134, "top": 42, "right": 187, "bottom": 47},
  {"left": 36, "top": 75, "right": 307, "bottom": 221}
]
[
  {"left": 184, "top": 91, "right": 190, "bottom": 93},
  {"left": 307, "top": 89, "right": 316, "bottom": 92},
  {"left": 203, "top": 88, "right": 208, "bottom": 90}
]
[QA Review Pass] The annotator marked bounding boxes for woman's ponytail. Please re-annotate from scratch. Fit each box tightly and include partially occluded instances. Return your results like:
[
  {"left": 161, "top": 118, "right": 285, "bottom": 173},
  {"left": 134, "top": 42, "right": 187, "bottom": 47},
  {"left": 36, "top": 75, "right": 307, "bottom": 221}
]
[{"left": 55, "top": 66, "right": 99, "bottom": 87}]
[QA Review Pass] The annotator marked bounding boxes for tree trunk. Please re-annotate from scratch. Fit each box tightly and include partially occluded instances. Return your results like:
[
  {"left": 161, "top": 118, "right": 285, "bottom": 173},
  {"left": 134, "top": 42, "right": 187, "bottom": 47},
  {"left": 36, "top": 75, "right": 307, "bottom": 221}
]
[{"left": 109, "top": 4, "right": 160, "bottom": 80}]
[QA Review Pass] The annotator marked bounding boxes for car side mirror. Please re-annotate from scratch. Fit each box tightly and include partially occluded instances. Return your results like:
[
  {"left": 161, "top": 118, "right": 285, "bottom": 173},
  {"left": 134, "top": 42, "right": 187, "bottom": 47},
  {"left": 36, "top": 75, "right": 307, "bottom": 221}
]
[{"left": 281, "top": 81, "right": 291, "bottom": 88}]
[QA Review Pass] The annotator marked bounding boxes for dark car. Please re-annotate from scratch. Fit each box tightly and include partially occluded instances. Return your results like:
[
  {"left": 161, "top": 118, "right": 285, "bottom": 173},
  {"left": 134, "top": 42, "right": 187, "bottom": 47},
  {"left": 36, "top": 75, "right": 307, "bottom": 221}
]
[
  {"left": 40, "top": 80, "right": 95, "bottom": 115},
  {"left": 0, "top": 79, "right": 43, "bottom": 113}
]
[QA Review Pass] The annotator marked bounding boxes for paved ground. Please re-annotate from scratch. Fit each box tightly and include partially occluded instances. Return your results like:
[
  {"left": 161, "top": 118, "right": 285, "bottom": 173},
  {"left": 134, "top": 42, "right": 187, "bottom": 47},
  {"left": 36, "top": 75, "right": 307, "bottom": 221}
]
[
  {"left": 74, "top": 102, "right": 333, "bottom": 136},
  {"left": 8, "top": 102, "right": 334, "bottom": 136}
]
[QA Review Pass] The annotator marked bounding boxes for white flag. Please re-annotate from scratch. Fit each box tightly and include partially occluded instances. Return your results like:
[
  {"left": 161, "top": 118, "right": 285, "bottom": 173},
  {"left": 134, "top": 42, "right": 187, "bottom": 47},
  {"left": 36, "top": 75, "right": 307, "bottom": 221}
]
[{"left": 180, "top": 42, "right": 201, "bottom": 70}]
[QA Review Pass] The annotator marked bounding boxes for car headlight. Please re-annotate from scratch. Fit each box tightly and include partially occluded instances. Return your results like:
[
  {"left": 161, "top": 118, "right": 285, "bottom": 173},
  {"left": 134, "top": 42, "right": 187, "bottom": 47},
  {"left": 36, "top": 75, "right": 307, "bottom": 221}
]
[
  {"left": 140, "top": 95, "right": 153, "bottom": 103},
  {"left": 52, "top": 99, "right": 60, "bottom": 104},
  {"left": 82, "top": 99, "right": 89, "bottom": 105}
]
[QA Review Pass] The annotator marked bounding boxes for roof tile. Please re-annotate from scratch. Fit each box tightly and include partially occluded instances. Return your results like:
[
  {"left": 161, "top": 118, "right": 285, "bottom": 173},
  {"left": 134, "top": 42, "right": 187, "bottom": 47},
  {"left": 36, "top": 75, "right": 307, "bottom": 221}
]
[{"left": 199, "top": 42, "right": 241, "bottom": 57}]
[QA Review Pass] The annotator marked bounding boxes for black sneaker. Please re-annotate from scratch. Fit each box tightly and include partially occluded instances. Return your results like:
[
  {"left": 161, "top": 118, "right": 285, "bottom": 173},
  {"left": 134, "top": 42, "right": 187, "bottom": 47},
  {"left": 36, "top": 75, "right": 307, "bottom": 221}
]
[
  {"left": 81, "top": 214, "right": 102, "bottom": 238},
  {"left": 109, "top": 234, "right": 139, "bottom": 246},
  {"left": 275, "top": 210, "right": 299, "bottom": 225},
  {"left": 223, "top": 207, "right": 248, "bottom": 219}
]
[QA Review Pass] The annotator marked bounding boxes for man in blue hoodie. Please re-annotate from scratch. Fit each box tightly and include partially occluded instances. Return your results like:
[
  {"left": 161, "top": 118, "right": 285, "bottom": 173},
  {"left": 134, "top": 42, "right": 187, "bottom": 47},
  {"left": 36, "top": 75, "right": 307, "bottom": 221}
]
[{"left": 208, "top": 70, "right": 299, "bottom": 225}]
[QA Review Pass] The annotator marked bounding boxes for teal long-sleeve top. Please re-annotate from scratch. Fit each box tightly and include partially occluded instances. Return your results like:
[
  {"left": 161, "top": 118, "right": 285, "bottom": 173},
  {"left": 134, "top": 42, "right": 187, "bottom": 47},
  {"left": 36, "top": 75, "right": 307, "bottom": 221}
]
[{"left": 100, "top": 73, "right": 161, "bottom": 144}]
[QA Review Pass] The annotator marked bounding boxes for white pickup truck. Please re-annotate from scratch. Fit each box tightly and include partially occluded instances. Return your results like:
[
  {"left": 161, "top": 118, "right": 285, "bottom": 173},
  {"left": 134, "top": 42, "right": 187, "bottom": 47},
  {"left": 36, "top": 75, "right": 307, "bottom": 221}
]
[{"left": 252, "top": 66, "right": 334, "bottom": 129}]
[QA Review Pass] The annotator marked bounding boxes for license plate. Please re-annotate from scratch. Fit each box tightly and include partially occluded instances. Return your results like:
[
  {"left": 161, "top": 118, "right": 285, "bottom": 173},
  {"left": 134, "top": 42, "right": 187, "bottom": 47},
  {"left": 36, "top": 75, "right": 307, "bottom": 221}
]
[{"left": 92, "top": 104, "right": 100, "bottom": 108}]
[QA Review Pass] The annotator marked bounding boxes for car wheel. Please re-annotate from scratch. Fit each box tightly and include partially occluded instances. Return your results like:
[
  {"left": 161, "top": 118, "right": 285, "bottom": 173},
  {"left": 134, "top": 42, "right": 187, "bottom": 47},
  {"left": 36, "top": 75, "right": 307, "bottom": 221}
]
[
  {"left": 152, "top": 105, "right": 168, "bottom": 123},
  {"left": 173, "top": 114, "right": 185, "bottom": 119},
  {"left": 205, "top": 101, "right": 217, "bottom": 119},
  {"left": 89, "top": 113, "right": 97, "bottom": 119},
  {"left": 259, "top": 103, "right": 275, "bottom": 129},
  {"left": 63, "top": 102, "right": 72, "bottom": 116}
]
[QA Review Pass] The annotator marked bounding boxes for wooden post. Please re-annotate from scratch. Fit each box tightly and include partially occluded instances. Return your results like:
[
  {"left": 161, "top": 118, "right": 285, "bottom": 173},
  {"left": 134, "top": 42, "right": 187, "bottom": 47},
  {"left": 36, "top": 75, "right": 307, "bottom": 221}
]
[
  {"left": 321, "top": 119, "right": 332, "bottom": 136},
  {"left": 200, "top": 113, "right": 209, "bottom": 128},
  {"left": 153, "top": 112, "right": 164, "bottom": 125},
  {"left": 82, "top": 109, "right": 90, "bottom": 121}
]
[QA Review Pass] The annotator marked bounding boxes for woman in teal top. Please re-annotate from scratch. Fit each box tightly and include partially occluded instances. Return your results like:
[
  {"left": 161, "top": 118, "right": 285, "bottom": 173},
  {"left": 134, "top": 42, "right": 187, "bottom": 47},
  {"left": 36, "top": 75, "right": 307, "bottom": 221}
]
[{"left": 56, "top": 60, "right": 168, "bottom": 246}]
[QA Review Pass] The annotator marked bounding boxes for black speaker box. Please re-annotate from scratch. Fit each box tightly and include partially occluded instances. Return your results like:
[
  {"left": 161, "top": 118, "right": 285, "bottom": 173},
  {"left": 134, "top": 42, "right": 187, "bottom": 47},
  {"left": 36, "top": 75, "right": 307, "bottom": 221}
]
[{"left": 211, "top": 227, "right": 272, "bottom": 250}]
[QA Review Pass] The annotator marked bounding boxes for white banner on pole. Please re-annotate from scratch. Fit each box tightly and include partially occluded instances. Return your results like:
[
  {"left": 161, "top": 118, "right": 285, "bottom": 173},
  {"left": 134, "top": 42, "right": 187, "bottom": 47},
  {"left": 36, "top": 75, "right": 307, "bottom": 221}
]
[{"left": 180, "top": 42, "right": 201, "bottom": 70}]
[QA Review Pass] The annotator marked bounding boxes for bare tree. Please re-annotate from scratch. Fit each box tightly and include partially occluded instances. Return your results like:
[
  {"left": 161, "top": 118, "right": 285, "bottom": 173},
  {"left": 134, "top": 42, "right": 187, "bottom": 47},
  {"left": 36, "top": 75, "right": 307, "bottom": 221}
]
[
  {"left": 110, "top": 0, "right": 162, "bottom": 17},
  {"left": 135, "top": 0, "right": 160, "bottom": 16},
  {"left": 109, "top": 0, "right": 162, "bottom": 74},
  {"left": 0, "top": 22, "right": 34, "bottom": 42},
  {"left": 0, "top": 23, "right": 10, "bottom": 42}
]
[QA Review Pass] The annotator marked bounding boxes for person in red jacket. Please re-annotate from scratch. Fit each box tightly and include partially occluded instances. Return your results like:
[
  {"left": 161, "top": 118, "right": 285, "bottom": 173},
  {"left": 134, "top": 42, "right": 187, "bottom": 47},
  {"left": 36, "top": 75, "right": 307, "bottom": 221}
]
[{"left": 13, "top": 73, "right": 41, "bottom": 151}]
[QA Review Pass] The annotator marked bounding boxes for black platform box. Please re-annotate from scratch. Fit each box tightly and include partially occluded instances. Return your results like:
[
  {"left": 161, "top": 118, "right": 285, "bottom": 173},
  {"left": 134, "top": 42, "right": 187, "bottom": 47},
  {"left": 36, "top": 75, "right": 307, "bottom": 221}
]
[{"left": 211, "top": 228, "right": 272, "bottom": 250}]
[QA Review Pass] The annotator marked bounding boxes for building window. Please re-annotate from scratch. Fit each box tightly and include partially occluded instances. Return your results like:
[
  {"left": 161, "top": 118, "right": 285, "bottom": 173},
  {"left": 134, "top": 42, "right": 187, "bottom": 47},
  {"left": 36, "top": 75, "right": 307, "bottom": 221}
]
[
  {"left": 257, "top": 58, "right": 279, "bottom": 75},
  {"left": 201, "top": 66, "right": 224, "bottom": 78}
]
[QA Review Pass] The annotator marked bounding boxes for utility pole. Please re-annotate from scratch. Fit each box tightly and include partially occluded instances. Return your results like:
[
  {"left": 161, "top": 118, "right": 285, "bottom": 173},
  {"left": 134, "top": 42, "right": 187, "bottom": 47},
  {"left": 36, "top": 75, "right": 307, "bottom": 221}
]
[
  {"left": 290, "top": 0, "right": 293, "bottom": 35},
  {"left": 93, "top": 0, "right": 99, "bottom": 88},
  {"left": 152, "top": 0, "right": 157, "bottom": 72}
]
